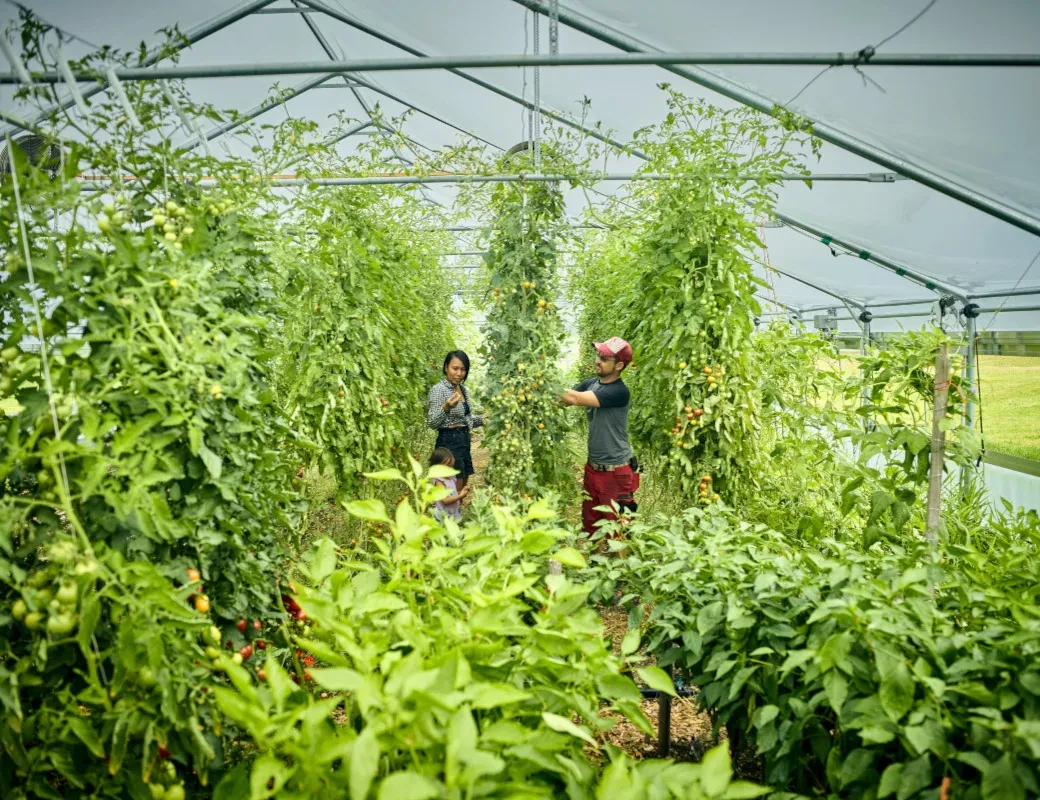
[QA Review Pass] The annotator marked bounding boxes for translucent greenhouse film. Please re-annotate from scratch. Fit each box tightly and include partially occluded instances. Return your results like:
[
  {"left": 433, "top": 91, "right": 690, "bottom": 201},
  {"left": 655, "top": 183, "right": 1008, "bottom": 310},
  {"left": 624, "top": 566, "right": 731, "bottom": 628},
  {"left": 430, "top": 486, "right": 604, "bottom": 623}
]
[{"left": 2, "top": 2, "right": 1040, "bottom": 798}]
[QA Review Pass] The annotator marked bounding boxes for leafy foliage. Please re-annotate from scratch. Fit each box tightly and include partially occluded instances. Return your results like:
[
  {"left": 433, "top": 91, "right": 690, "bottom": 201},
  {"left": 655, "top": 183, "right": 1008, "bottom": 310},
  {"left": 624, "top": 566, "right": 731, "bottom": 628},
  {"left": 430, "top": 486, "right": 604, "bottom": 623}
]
[
  {"left": 481, "top": 154, "right": 572, "bottom": 496},
  {"left": 214, "top": 462, "right": 764, "bottom": 799},
  {"left": 593, "top": 504, "right": 1040, "bottom": 798},
  {"left": 573, "top": 90, "right": 820, "bottom": 503}
]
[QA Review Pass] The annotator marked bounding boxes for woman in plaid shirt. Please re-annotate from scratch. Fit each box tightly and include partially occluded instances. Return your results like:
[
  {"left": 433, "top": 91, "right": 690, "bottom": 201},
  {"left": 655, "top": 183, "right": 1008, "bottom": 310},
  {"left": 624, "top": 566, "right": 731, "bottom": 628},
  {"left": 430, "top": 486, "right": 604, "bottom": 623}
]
[{"left": 427, "top": 350, "right": 484, "bottom": 491}]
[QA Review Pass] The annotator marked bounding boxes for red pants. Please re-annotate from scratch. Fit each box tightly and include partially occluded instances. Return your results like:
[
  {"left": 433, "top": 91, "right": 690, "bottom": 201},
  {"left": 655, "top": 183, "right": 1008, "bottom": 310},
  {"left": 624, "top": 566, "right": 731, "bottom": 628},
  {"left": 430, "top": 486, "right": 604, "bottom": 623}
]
[{"left": 582, "top": 463, "right": 639, "bottom": 538}]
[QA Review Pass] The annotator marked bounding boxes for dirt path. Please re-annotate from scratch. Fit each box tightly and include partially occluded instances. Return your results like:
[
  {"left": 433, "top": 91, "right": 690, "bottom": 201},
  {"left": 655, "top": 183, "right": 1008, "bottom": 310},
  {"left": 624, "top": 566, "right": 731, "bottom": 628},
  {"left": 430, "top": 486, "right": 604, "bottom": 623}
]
[{"left": 599, "top": 608, "right": 720, "bottom": 762}]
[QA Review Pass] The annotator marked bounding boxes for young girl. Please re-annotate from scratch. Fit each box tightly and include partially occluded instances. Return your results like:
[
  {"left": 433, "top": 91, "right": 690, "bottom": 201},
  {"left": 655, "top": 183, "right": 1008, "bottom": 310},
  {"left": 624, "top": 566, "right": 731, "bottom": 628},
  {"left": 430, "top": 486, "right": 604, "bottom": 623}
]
[{"left": 429, "top": 447, "right": 470, "bottom": 522}]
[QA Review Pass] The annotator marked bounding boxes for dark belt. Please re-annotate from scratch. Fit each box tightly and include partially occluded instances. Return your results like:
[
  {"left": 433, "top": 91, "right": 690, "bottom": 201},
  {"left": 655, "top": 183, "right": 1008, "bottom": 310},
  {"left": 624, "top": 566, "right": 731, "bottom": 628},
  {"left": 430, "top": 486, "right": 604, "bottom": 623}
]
[{"left": 588, "top": 461, "right": 628, "bottom": 472}]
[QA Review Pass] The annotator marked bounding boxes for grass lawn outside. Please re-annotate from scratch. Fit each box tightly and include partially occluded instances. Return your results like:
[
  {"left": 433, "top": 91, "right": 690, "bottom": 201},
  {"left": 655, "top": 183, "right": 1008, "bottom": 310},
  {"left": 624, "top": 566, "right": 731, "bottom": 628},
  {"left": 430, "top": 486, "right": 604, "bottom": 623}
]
[{"left": 975, "top": 355, "right": 1040, "bottom": 462}]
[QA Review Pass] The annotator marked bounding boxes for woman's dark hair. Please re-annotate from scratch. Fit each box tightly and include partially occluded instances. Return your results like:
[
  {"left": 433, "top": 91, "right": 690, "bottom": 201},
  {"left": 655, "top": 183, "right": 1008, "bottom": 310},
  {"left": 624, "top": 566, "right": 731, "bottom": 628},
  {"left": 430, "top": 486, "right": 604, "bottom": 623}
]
[
  {"left": 430, "top": 447, "right": 454, "bottom": 466},
  {"left": 442, "top": 350, "right": 470, "bottom": 381}
]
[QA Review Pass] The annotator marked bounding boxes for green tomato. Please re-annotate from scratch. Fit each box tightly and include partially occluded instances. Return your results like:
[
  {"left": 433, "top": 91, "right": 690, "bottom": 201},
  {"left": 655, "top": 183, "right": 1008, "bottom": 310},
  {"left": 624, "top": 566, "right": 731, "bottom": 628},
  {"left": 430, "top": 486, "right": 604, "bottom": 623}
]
[
  {"left": 138, "top": 667, "right": 157, "bottom": 688},
  {"left": 149, "top": 783, "right": 167, "bottom": 800},
  {"left": 0, "top": 347, "right": 18, "bottom": 363},
  {"left": 166, "top": 786, "right": 185, "bottom": 800},
  {"left": 24, "top": 611, "right": 44, "bottom": 630},
  {"left": 47, "top": 613, "right": 76, "bottom": 636},
  {"left": 12, "top": 599, "right": 27, "bottom": 620},
  {"left": 56, "top": 583, "right": 78, "bottom": 605},
  {"left": 35, "top": 588, "right": 53, "bottom": 606},
  {"left": 205, "top": 647, "right": 221, "bottom": 660}
]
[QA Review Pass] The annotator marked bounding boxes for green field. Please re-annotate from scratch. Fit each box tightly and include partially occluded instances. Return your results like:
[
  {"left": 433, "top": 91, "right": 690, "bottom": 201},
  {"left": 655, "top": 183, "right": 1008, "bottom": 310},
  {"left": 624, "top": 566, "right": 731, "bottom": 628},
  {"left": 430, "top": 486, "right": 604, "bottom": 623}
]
[
  {"left": 976, "top": 355, "right": 1040, "bottom": 462},
  {"left": 4, "top": 355, "right": 1039, "bottom": 461}
]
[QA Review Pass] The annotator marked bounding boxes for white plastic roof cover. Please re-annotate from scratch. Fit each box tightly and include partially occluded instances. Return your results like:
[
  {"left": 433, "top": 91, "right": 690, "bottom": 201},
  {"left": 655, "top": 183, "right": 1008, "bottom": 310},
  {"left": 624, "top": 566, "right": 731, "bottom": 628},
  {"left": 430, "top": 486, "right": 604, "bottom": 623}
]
[{"left": 3, "top": 0, "right": 1040, "bottom": 332}]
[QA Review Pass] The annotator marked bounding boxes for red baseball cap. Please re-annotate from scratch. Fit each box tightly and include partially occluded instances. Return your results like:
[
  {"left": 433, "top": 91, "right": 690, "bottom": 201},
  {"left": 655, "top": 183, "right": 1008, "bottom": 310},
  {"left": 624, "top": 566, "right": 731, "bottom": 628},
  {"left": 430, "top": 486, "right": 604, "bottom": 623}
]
[{"left": 594, "top": 337, "right": 633, "bottom": 365}]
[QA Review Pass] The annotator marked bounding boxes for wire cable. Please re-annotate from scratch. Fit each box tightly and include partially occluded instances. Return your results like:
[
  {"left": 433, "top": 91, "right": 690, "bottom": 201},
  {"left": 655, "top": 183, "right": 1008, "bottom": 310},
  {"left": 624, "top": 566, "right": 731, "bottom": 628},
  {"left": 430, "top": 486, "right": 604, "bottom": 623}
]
[
  {"left": 785, "top": 0, "right": 942, "bottom": 107},
  {"left": 982, "top": 246, "right": 1040, "bottom": 331},
  {"left": 2, "top": 0, "right": 102, "bottom": 51}
]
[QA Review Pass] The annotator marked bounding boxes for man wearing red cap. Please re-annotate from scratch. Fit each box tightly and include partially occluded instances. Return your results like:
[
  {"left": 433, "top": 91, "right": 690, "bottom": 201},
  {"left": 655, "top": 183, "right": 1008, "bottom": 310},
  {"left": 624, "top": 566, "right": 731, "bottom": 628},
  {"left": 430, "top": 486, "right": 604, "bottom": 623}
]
[{"left": 561, "top": 337, "right": 638, "bottom": 542}]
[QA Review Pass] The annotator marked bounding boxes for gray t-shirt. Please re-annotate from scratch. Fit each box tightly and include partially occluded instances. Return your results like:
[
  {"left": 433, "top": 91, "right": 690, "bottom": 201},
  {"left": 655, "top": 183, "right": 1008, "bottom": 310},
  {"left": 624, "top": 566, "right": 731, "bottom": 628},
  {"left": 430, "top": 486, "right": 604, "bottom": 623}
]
[{"left": 575, "top": 377, "right": 632, "bottom": 465}]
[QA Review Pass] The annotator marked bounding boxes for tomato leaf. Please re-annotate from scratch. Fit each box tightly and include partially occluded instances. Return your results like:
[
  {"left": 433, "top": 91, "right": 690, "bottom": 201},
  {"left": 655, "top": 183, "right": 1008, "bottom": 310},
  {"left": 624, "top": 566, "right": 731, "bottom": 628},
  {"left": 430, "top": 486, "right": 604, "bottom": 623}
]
[{"left": 198, "top": 442, "right": 223, "bottom": 480}]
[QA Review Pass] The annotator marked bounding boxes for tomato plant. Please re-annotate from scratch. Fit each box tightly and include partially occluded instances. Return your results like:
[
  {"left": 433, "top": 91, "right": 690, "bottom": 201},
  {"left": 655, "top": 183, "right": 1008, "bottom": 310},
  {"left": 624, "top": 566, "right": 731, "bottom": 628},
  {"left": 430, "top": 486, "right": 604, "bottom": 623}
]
[
  {"left": 481, "top": 152, "right": 572, "bottom": 497},
  {"left": 573, "top": 90, "right": 820, "bottom": 504},
  {"left": 268, "top": 176, "right": 455, "bottom": 497}
]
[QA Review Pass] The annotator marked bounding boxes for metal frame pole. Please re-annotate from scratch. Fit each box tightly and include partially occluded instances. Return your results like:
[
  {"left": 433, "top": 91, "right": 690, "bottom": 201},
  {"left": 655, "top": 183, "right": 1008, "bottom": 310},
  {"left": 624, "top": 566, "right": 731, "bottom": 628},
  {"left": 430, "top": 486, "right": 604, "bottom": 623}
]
[
  {"left": 6, "top": 52, "right": 1040, "bottom": 83},
  {"left": 774, "top": 213, "right": 970, "bottom": 301},
  {"left": 291, "top": 2, "right": 448, "bottom": 208},
  {"left": 0, "top": 0, "right": 281, "bottom": 138},
  {"left": 76, "top": 171, "right": 918, "bottom": 189},
  {"left": 968, "top": 287, "right": 1040, "bottom": 301},
  {"left": 295, "top": 0, "right": 957, "bottom": 303},
  {"left": 187, "top": 72, "right": 336, "bottom": 150},
  {"left": 510, "top": 0, "right": 1040, "bottom": 239},
  {"left": 292, "top": 0, "right": 649, "bottom": 159}
]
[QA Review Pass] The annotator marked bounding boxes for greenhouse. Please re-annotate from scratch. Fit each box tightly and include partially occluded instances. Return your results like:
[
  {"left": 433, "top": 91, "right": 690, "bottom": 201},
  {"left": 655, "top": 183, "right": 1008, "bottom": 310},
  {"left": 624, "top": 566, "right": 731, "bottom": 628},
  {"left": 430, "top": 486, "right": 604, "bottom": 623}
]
[{"left": 1, "top": 0, "right": 1040, "bottom": 797}]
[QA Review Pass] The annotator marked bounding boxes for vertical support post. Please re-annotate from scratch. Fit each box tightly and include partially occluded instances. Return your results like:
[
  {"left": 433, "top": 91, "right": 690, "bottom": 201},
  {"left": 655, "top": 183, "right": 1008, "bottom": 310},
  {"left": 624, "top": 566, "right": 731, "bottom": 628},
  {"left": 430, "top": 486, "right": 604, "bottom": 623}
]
[
  {"left": 859, "top": 311, "right": 873, "bottom": 428},
  {"left": 963, "top": 312, "right": 977, "bottom": 431},
  {"left": 961, "top": 309, "right": 978, "bottom": 488},
  {"left": 658, "top": 666, "right": 672, "bottom": 757},
  {"left": 925, "top": 343, "right": 950, "bottom": 544}
]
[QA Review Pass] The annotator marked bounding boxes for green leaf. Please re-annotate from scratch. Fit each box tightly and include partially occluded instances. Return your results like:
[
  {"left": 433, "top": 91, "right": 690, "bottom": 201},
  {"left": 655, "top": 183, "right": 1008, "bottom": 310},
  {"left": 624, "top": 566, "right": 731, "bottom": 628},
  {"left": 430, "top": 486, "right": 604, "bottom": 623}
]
[
  {"left": 552, "top": 547, "right": 586, "bottom": 568},
  {"left": 67, "top": 716, "right": 104, "bottom": 758},
  {"left": 779, "top": 649, "right": 815, "bottom": 679},
  {"left": 542, "top": 712, "right": 597, "bottom": 746},
  {"left": 697, "top": 601, "right": 725, "bottom": 635},
  {"left": 897, "top": 754, "right": 931, "bottom": 800},
  {"left": 723, "top": 782, "right": 770, "bottom": 799},
  {"left": 637, "top": 666, "right": 676, "bottom": 696},
  {"left": 466, "top": 682, "right": 530, "bottom": 709},
  {"left": 364, "top": 468, "right": 405, "bottom": 481},
  {"left": 76, "top": 592, "right": 101, "bottom": 659},
  {"left": 344, "top": 498, "right": 390, "bottom": 523},
  {"left": 700, "top": 742, "right": 734, "bottom": 797},
  {"left": 878, "top": 763, "right": 903, "bottom": 798},
  {"left": 199, "top": 442, "right": 223, "bottom": 480},
  {"left": 824, "top": 669, "right": 848, "bottom": 715},
  {"left": 819, "top": 631, "right": 853, "bottom": 673},
  {"left": 311, "top": 668, "right": 365, "bottom": 692},
  {"left": 621, "top": 629, "right": 640, "bottom": 657},
  {"left": 310, "top": 538, "right": 338, "bottom": 583},
  {"left": 265, "top": 656, "right": 295, "bottom": 713},
  {"left": 427, "top": 464, "right": 459, "bottom": 480},
  {"left": 213, "top": 763, "right": 251, "bottom": 800},
  {"left": 905, "top": 720, "right": 945, "bottom": 756},
  {"left": 878, "top": 655, "right": 915, "bottom": 722},
  {"left": 840, "top": 749, "right": 874, "bottom": 789},
  {"left": 752, "top": 705, "right": 779, "bottom": 728},
  {"left": 377, "top": 772, "right": 441, "bottom": 800},
  {"left": 982, "top": 754, "right": 1025, "bottom": 800},
  {"left": 350, "top": 726, "right": 380, "bottom": 800},
  {"left": 956, "top": 751, "right": 991, "bottom": 773},
  {"left": 108, "top": 714, "right": 128, "bottom": 775},
  {"left": 251, "top": 753, "right": 291, "bottom": 800}
]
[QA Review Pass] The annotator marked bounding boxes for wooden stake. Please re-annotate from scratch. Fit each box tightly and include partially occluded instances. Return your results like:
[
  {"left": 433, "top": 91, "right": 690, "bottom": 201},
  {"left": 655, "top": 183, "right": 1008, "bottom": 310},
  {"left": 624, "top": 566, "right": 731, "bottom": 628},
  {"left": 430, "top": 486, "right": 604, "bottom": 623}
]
[{"left": 925, "top": 342, "right": 950, "bottom": 543}]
